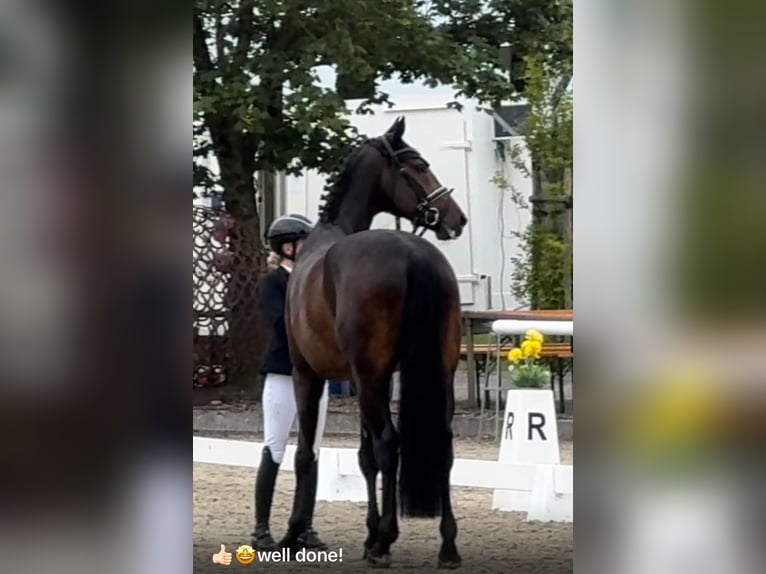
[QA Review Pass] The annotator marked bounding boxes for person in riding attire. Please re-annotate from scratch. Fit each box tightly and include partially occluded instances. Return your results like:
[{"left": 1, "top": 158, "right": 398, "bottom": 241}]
[{"left": 252, "top": 214, "right": 330, "bottom": 552}]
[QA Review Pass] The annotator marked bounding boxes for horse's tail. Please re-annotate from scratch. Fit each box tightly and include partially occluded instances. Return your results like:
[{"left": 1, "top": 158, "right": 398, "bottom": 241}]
[{"left": 397, "top": 256, "right": 453, "bottom": 518}]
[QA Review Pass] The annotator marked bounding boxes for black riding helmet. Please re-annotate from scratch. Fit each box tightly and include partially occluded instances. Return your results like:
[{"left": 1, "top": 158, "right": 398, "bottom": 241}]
[{"left": 266, "top": 214, "right": 313, "bottom": 259}]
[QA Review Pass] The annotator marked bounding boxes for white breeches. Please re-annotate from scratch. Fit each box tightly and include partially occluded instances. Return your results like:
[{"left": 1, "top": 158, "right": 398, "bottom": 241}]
[{"left": 262, "top": 373, "right": 329, "bottom": 465}]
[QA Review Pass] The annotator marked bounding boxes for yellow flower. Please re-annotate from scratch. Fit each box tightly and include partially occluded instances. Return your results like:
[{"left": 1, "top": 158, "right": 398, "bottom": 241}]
[
  {"left": 507, "top": 348, "right": 523, "bottom": 363},
  {"left": 521, "top": 340, "right": 542, "bottom": 358},
  {"left": 525, "top": 329, "right": 544, "bottom": 344}
]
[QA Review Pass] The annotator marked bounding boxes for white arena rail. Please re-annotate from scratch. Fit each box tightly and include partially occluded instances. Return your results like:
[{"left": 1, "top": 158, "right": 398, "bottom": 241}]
[
  {"left": 194, "top": 437, "right": 572, "bottom": 522},
  {"left": 491, "top": 319, "right": 573, "bottom": 337}
]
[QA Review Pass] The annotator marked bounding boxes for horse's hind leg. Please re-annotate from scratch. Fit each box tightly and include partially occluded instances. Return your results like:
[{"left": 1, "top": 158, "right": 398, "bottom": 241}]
[
  {"left": 437, "top": 437, "right": 461, "bottom": 569},
  {"left": 358, "top": 424, "right": 380, "bottom": 559},
  {"left": 356, "top": 371, "right": 398, "bottom": 567},
  {"left": 279, "top": 366, "right": 325, "bottom": 551}
]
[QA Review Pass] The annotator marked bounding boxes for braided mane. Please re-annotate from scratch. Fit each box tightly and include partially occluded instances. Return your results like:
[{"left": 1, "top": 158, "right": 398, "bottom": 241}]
[{"left": 318, "top": 139, "right": 380, "bottom": 224}]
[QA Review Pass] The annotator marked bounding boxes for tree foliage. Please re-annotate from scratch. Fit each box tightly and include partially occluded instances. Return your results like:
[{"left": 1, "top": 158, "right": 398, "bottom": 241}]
[
  {"left": 495, "top": 48, "right": 573, "bottom": 310},
  {"left": 193, "top": 0, "right": 572, "bottom": 208},
  {"left": 426, "top": 0, "right": 572, "bottom": 97},
  {"left": 425, "top": 1, "right": 573, "bottom": 309},
  {"left": 197, "top": 1, "right": 476, "bottom": 201}
]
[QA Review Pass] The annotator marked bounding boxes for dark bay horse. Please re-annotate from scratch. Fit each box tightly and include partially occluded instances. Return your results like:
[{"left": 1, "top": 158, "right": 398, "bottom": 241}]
[{"left": 279, "top": 117, "right": 467, "bottom": 568}]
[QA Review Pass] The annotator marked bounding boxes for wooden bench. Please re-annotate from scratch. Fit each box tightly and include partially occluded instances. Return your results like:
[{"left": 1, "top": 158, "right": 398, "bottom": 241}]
[
  {"left": 460, "top": 342, "right": 573, "bottom": 360},
  {"left": 459, "top": 341, "right": 573, "bottom": 413}
]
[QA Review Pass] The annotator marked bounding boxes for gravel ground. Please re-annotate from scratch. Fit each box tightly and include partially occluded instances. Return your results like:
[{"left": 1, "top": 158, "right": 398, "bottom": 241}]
[{"left": 194, "top": 437, "right": 573, "bottom": 573}]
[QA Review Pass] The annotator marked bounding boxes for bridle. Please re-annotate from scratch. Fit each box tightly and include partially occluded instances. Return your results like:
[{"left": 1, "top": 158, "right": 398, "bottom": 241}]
[{"left": 377, "top": 136, "right": 454, "bottom": 236}]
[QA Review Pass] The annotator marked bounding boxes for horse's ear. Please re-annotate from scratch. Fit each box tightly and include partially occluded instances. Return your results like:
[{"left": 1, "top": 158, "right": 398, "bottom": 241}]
[{"left": 385, "top": 116, "right": 406, "bottom": 142}]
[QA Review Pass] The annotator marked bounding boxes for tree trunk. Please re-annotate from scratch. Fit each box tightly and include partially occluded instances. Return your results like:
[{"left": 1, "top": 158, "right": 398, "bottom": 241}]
[{"left": 219, "top": 161, "right": 267, "bottom": 386}]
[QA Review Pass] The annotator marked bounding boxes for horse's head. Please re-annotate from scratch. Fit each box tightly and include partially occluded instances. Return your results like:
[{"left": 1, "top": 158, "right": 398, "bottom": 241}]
[{"left": 374, "top": 117, "right": 467, "bottom": 240}]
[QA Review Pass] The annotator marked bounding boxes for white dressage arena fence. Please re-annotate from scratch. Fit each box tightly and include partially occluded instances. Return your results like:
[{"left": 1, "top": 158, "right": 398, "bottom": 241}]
[
  {"left": 491, "top": 319, "right": 574, "bottom": 337},
  {"left": 194, "top": 437, "right": 572, "bottom": 523}
]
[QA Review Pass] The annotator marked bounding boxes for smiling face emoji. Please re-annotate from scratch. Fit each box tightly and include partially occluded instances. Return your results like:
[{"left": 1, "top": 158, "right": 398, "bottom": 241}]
[{"left": 235, "top": 544, "right": 256, "bottom": 565}]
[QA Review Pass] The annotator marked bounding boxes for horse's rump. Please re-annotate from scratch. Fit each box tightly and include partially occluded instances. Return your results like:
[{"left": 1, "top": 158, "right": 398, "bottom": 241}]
[{"left": 324, "top": 230, "right": 461, "bottom": 517}]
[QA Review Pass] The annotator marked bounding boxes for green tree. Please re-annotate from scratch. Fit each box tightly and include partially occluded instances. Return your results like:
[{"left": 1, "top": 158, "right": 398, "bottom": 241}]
[
  {"left": 514, "top": 54, "right": 572, "bottom": 309},
  {"left": 455, "top": 0, "right": 573, "bottom": 309},
  {"left": 193, "top": 0, "right": 572, "bottom": 379},
  {"left": 426, "top": 0, "right": 572, "bottom": 100},
  {"left": 193, "top": 0, "right": 497, "bottom": 380},
  {"left": 417, "top": 1, "right": 573, "bottom": 309},
  {"left": 194, "top": 0, "right": 510, "bottom": 208},
  {"left": 193, "top": 0, "right": 573, "bottom": 209}
]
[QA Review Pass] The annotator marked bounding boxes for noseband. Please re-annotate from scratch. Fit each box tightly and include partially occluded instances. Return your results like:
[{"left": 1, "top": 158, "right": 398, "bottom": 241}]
[{"left": 377, "top": 136, "right": 454, "bottom": 236}]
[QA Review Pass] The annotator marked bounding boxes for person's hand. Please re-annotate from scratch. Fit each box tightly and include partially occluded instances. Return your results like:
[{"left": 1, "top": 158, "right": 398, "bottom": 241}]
[{"left": 212, "top": 544, "right": 233, "bottom": 565}]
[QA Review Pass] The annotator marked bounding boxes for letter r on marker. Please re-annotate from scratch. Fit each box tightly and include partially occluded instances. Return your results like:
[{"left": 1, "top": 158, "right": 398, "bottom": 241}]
[{"left": 505, "top": 412, "right": 514, "bottom": 439}]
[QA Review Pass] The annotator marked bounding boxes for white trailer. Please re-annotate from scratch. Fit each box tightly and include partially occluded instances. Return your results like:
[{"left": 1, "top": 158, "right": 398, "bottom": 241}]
[{"left": 275, "top": 95, "right": 533, "bottom": 310}]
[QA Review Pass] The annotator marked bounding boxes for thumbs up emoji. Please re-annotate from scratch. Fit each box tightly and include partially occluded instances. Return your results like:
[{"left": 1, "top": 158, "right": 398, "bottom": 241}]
[{"left": 212, "top": 544, "right": 233, "bottom": 566}]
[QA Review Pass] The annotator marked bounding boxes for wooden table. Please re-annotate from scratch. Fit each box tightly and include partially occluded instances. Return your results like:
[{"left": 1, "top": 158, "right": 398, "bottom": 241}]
[{"left": 462, "top": 309, "right": 573, "bottom": 406}]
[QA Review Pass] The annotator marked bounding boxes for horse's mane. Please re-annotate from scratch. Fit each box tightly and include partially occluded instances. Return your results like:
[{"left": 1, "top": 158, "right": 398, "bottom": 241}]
[{"left": 318, "top": 140, "right": 374, "bottom": 224}]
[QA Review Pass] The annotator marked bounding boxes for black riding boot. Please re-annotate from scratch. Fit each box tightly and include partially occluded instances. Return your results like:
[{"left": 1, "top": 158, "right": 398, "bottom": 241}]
[
  {"left": 296, "top": 459, "right": 328, "bottom": 550},
  {"left": 251, "top": 447, "right": 280, "bottom": 552}
]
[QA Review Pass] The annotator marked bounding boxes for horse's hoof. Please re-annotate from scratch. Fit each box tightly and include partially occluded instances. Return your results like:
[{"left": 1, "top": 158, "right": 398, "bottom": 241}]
[
  {"left": 366, "top": 552, "right": 391, "bottom": 568},
  {"left": 438, "top": 556, "right": 462, "bottom": 569}
]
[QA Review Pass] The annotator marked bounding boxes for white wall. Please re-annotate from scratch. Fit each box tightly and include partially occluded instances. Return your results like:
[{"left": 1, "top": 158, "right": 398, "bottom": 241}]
[{"left": 469, "top": 129, "right": 534, "bottom": 310}]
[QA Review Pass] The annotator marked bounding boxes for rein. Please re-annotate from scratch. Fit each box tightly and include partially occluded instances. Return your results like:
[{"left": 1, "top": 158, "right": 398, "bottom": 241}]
[{"left": 377, "top": 136, "right": 454, "bottom": 236}]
